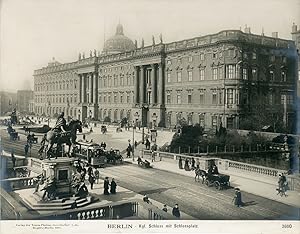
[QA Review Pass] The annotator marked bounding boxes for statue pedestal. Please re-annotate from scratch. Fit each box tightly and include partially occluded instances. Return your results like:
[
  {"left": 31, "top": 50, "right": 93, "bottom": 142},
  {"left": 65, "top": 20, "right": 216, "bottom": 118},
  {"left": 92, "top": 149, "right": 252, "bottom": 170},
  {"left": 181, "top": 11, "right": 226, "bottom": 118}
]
[{"left": 41, "top": 157, "right": 76, "bottom": 197}]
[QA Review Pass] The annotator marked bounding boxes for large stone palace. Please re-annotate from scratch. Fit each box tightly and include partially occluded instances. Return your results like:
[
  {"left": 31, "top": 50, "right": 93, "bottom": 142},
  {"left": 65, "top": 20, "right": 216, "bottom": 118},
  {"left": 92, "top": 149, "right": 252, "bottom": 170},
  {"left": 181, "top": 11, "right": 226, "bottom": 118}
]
[{"left": 33, "top": 24, "right": 298, "bottom": 131}]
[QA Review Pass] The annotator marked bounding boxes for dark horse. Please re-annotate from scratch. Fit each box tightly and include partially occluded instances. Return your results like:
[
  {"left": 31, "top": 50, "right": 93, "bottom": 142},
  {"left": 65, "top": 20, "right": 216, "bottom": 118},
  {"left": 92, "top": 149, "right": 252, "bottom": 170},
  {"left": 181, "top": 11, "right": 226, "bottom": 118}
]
[
  {"left": 195, "top": 168, "right": 207, "bottom": 183},
  {"left": 42, "top": 120, "right": 82, "bottom": 158}
]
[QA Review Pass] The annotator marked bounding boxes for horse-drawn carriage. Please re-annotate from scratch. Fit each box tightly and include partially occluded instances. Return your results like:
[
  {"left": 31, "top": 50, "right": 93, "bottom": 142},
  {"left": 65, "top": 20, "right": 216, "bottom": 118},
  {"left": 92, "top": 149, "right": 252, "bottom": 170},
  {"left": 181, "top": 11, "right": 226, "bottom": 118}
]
[
  {"left": 204, "top": 173, "right": 230, "bottom": 190},
  {"left": 195, "top": 168, "right": 230, "bottom": 190},
  {"left": 106, "top": 149, "right": 123, "bottom": 164},
  {"left": 137, "top": 157, "right": 152, "bottom": 169}
]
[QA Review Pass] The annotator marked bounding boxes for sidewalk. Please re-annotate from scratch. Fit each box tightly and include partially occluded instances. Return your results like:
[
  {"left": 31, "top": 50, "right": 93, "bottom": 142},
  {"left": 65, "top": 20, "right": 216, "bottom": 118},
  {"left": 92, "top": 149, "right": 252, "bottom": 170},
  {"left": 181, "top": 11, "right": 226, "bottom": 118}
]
[{"left": 124, "top": 149, "right": 300, "bottom": 208}]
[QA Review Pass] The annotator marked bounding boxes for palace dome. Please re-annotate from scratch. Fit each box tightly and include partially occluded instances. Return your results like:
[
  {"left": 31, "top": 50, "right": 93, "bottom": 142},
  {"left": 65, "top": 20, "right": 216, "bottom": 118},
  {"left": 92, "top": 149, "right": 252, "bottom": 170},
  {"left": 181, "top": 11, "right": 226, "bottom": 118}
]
[{"left": 102, "top": 23, "right": 136, "bottom": 55}]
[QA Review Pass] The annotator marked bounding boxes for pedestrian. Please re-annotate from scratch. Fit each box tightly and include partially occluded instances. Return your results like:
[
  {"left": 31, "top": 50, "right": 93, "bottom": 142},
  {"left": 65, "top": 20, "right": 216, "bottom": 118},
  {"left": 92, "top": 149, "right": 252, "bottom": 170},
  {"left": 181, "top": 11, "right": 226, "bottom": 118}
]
[
  {"left": 178, "top": 157, "right": 183, "bottom": 169},
  {"left": 277, "top": 174, "right": 287, "bottom": 197},
  {"left": 104, "top": 177, "right": 110, "bottom": 195},
  {"left": 233, "top": 188, "right": 243, "bottom": 207},
  {"left": 143, "top": 195, "right": 151, "bottom": 204},
  {"left": 126, "top": 144, "right": 132, "bottom": 158},
  {"left": 87, "top": 165, "right": 93, "bottom": 176},
  {"left": 88, "top": 173, "right": 95, "bottom": 190},
  {"left": 184, "top": 158, "right": 190, "bottom": 171},
  {"left": 151, "top": 150, "right": 155, "bottom": 162},
  {"left": 162, "top": 204, "right": 168, "bottom": 212},
  {"left": 24, "top": 143, "right": 29, "bottom": 157},
  {"left": 134, "top": 140, "right": 138, "bottom": 148},
  {"left": 191, "top": 158, "right": 195, "bottom": 170},
  {"left": 94, "top": 168, "right": 100, "bottom": 184},
  {"left": 83, "top": 134, "right": 86, "bottom": 141},
  {"left": 172, "top": 204, "right": 181, "bottom": 218},
  {"left": 110, "top": 178, "right": 117, "bottom": 194},
  {"left": 11, "top": 152, "right": 16, "bottom": 168}
]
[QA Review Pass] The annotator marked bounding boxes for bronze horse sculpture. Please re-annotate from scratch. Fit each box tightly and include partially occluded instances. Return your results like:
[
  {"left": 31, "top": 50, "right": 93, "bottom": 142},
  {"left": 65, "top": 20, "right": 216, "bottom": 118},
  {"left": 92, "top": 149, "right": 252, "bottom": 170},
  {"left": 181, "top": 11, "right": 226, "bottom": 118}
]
[{"left": 42, "top": 120, "right": 83, "bottom": 158}]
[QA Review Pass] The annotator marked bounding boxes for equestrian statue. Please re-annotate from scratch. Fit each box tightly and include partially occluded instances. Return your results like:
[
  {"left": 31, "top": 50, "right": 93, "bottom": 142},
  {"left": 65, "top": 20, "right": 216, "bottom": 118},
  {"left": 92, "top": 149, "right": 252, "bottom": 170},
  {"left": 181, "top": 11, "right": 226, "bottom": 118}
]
[{"left": 39, "top": 112, "right": 83, "bottom": 159}]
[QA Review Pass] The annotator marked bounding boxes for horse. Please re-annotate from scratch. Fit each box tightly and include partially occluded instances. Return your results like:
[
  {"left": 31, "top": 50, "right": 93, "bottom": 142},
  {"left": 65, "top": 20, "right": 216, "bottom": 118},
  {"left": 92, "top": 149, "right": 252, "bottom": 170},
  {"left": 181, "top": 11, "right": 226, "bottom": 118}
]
[
  {"left": 195, "top": 168, "right": 207, "bottom": 183},
  {"left": 42, "top": 119, "right": 82, "bottom": 158}
]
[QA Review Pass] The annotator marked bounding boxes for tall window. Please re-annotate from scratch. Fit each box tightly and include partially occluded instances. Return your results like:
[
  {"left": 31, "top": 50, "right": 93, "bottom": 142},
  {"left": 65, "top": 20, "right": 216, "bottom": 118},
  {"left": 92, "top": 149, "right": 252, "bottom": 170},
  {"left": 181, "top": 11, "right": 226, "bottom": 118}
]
[
  {"left": 281, "top": 71, "right": 286, "bottom": 82},
  {"left": 218, "top": 67, "right": 223, "bottom": 79},
  {"left": 108, "top": 95, "right": 111, "bottom": 103},
  {"left": 199, "top": 115, "right": 205, "bottom": 127},
  {"left": 114, "top": 77, "right": 117, "bottom": 86},
  {"left": 177, "top": 94, "right": 181, "bottom": 104},
  {"left": 177, "top": 71, "right": 182, "bottom": 82},
  {"left": 252, "top": 68, "right": 257, "bottom": 80},
  {"left": 120, "top": 95, "right": 123, "bottom": 103},
  {"left": 200, "top": 53, "right": 204, "bottom": 61},
  {"left": 252, "top": 52, "right": 257, "bottom": 60},
  {"left": 212, "top": 116, "right": 217, "bottom": 127},
  {"left": 269, "top": 70, "right": 274, "bottom": 81},
  {"left": 167, "top": 72, "right": 171, "bottom": 83},
  {"left": 188, "top": 56, "right": 193, "bottom": 62},
  {"left": 188, "top": 94, "right": 192, "bottom": 104},
  {"left": 167, "top": 94, "right": 171, "bottom": 104},
  {"left": 227, "top": 89, "right": 233, "bottom": 104},
  {"left": 219, "top": 90, "right": 223, "bottom": 104},
  {"left": 287, "top": 95, "right": 293, "bottom": 104},
  {"left": 188, "top": 71, "right": 193, "bottom": 81},
  {"left": 212, "top": 52, "right": 217, "bottom": 59},
  {"left": 200, "top": 69, "right": 205, "bottom": 80},
  {"left": 212, "top": 90, "right": 217, "bottom": 105},
  {"left": 213, "top": 68, "right": 218, "bottom": 80},
  {"left": 200, "top": 92, "right": 205, "bottom": 104},
  {"left": 114, "top": 95, "right": 117, "bottom": 103},
  {"left": 228, "top": 65, "right": 235, "bottom": 79},
  {"left": 281, "top": 94, "right": 285, "bottom": 104},
  {"left": 243, "top": 68, "right": 248, "bottom": 80},
  {"left": 126, "top": 95, "right": 130, "bottom": 103}
]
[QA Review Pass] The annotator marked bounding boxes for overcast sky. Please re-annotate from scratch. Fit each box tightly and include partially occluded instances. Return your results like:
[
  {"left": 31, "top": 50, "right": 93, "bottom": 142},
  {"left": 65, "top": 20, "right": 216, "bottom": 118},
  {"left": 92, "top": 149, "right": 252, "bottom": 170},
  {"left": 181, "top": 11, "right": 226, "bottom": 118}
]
[{"left": 0, "top": 0, "right": 299, "bottom": 92}]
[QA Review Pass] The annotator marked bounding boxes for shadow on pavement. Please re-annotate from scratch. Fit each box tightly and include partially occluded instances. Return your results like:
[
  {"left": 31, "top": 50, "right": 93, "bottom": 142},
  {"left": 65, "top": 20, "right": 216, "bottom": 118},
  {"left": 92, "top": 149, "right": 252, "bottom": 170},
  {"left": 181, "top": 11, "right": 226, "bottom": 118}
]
[{"left": 138, "top": 187, "right": 177, "bottom": 195}]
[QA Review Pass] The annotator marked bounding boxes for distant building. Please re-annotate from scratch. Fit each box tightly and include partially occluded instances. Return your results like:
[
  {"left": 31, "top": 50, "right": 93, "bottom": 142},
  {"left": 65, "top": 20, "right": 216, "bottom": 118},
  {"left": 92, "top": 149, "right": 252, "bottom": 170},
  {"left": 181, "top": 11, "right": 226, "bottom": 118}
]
[
  {"left": 0, "top": 91, "right": 17, "bottom": 116},
  {"left": 33, "top": 24, "right": 298, "bottom": 132},
  {"left": 291, "top": 23, "right": 300, "bottom": 133},
  {"left": 17, "top": 90, "right": 33, "bottom": 114}
]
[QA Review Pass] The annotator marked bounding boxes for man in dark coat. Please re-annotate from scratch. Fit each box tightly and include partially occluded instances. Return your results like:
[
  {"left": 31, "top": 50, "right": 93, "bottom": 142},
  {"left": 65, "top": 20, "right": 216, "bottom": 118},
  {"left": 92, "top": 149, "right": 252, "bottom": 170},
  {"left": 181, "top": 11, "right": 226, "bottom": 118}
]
[
  {"left": 172, "top": 204, "right": 180, "bottom": 218},
  {"left": 110, "top": 178, "right": 117, "bottom": 194},
  {"left": 104, "top": 177, "right": 110, "bottom": 195},
  {"left": 233, "top": 188, "right": 243, "bottom": 207},
  {"left": 178, "top": 157, "right": 183, "bottom": 169},
  {"left": 11, "top": 152, "right": 16, "bottom": 168}
]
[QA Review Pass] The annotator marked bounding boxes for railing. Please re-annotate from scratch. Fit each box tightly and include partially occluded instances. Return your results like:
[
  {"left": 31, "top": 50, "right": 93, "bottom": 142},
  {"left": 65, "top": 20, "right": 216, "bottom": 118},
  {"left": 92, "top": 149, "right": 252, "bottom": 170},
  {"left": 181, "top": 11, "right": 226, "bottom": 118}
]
[
  {"left": 1, "top": 176, "right": 37, "bottom": 191},
  {"left": 38, "top": 200, "right": 139, "bottom": 220},
  {"left": 227, "top": 161, "right": 283, "bottom": 177},
  {"left": 142, "top": 149, "right": 287, "bottom": 178}
]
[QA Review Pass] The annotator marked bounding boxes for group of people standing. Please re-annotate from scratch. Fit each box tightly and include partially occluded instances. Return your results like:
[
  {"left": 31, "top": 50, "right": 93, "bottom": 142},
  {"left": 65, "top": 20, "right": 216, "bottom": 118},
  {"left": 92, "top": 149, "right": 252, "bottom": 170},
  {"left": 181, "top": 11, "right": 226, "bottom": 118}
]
[
  {"left": 103, "top": 177, "right": 117, "bottom": 195},
  {"left": 178, "top": 156, "right": 199, "bottom": 171}
]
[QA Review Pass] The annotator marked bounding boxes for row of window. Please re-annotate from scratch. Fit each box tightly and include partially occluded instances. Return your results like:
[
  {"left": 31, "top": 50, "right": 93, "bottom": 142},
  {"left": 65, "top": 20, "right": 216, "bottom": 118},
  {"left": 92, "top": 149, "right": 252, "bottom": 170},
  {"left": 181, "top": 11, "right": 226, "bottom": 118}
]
[
  {"left": 35, "top": 80, "right": 78, "bottom": 92},
  {"left": 35, "top": 95, "right": 78, "bottom": 104},
  {"left": 99, "top": 74, "right": 134, "bottom": 88},
  {"left": 167, "top": 52, "right": 287, "bottom": 65},
  {"left": 99, "top": 93, "right": 133, "bottom": 104},
  {"left": 166, "top": 49, "right": 238, "bottom": 65},
  {"left": 166, "top": 65, "right": 287, "bottom": 82}
]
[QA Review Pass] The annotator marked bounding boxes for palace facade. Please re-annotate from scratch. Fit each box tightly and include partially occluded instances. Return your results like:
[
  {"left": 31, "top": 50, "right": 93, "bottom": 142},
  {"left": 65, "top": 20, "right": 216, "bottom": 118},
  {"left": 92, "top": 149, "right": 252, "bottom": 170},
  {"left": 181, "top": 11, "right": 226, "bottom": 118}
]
[{"left": 33, "top": 24, "right": 298, "bottom": 131}]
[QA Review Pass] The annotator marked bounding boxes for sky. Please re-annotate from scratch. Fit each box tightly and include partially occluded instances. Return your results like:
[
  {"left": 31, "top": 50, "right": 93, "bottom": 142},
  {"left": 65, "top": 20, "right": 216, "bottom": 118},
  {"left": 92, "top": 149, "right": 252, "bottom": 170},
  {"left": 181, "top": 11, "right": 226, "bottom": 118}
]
[{"left": 0, "top": 0, "right": 299, "bottom": 92}]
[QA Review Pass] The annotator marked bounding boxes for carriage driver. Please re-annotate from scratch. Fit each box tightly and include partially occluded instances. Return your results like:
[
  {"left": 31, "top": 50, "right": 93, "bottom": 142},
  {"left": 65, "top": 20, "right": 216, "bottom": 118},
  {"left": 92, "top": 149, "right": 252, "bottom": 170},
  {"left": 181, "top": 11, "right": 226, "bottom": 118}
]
[{"left": 53, "top": 112, "right": 67, "bottom": 135}]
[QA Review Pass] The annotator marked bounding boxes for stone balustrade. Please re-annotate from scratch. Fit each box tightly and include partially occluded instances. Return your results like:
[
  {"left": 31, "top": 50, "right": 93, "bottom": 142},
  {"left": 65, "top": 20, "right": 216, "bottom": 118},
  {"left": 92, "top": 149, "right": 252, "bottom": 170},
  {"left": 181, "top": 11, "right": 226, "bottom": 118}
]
[
  {"left": 227, "top": 161, "right": 284, "bottom": 177},
  {"left": 1, "top": 176, "right": 37, "bottom": 191},
  {"left": 142, "top": 149, "right": 287, "bottom": 179}
]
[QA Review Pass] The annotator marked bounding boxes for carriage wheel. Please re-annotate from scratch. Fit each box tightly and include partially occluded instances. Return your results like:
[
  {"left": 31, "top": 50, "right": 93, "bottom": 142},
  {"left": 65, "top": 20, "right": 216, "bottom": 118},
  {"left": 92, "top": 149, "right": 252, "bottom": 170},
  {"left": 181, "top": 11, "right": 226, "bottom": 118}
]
[
  {"left": 214, "top": 181, "right": 221, "bottom": 190},
  {"left": 205, "top": 179, "right": 210, "bottom": 187},
  {"left": 227, "top": 181, "right": 230, "bottom": 188}
]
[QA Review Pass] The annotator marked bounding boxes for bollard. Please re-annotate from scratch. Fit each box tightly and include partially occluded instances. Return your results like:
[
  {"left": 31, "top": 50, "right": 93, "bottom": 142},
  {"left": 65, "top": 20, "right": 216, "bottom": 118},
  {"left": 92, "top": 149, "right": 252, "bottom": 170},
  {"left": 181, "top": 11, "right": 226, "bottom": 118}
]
[
  {"left": 197, "top": 146, "right": 200, "bottom": 154},
  {"left": 179, "top": 146, "right": 181, "bottom": 154},
  {"left": 188, "top": 146, "right": 191, "bottom": 154},
  {"left": 224, "top": 145, "right": 227, "bottom": 153},
  {"left": 216, "top": 146, "right": 218, "bottom": 153},
  {"left": 206, "top": 145, "right": 209, "bottom": 153},
  {"left": 241, "top": 145, "right": 243, "bottom": 152}
]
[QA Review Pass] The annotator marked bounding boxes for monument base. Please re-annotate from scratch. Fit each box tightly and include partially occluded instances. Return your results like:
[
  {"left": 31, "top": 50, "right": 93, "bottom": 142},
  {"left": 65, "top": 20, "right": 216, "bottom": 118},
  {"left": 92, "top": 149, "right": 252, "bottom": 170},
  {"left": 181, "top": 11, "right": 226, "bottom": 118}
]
[{"left": 19, "top": 188, "right": 97, "bottom": 211}]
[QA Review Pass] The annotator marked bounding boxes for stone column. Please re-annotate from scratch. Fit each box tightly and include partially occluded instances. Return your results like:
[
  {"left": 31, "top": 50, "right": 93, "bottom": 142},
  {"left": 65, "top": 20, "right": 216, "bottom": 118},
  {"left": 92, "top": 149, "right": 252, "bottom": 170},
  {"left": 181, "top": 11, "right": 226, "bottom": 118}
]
[
  {"left": 89, "top": 73, "right": 93, "bottom": 103},
  {"left": 140, "top": 66, "right": 145, "bottom": 104},
  {"left": 79, "top": 74, "right": 82, "bottom": 103},
  {"left": 93, "top": 73, "right": 97, "bottom": 104},
  {"left": 134, "top": 66, "right": 139, "bottom": 104},
  {"left": 158, "top": 63, "right": 164, "bottom": 105},
  {"left": 151, "top": 64, "right": 156, "bottom": 104},
  {"left": 224, "top": 88, "right": 227, "bottom": 105},
  {"left": 81, "top": 74, "right": 85, "bottom": 103}
]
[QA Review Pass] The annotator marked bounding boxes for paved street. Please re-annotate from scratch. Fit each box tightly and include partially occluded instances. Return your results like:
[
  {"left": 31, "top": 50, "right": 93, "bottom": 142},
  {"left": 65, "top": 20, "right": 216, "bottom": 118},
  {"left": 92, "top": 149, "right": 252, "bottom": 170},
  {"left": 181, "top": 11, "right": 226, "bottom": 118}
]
[
  {"left": 97, "top": 163, "right": 299, "bottom": 220},
  {"left": 1, "top": 125, "right": 299, "bottom": 220}
]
